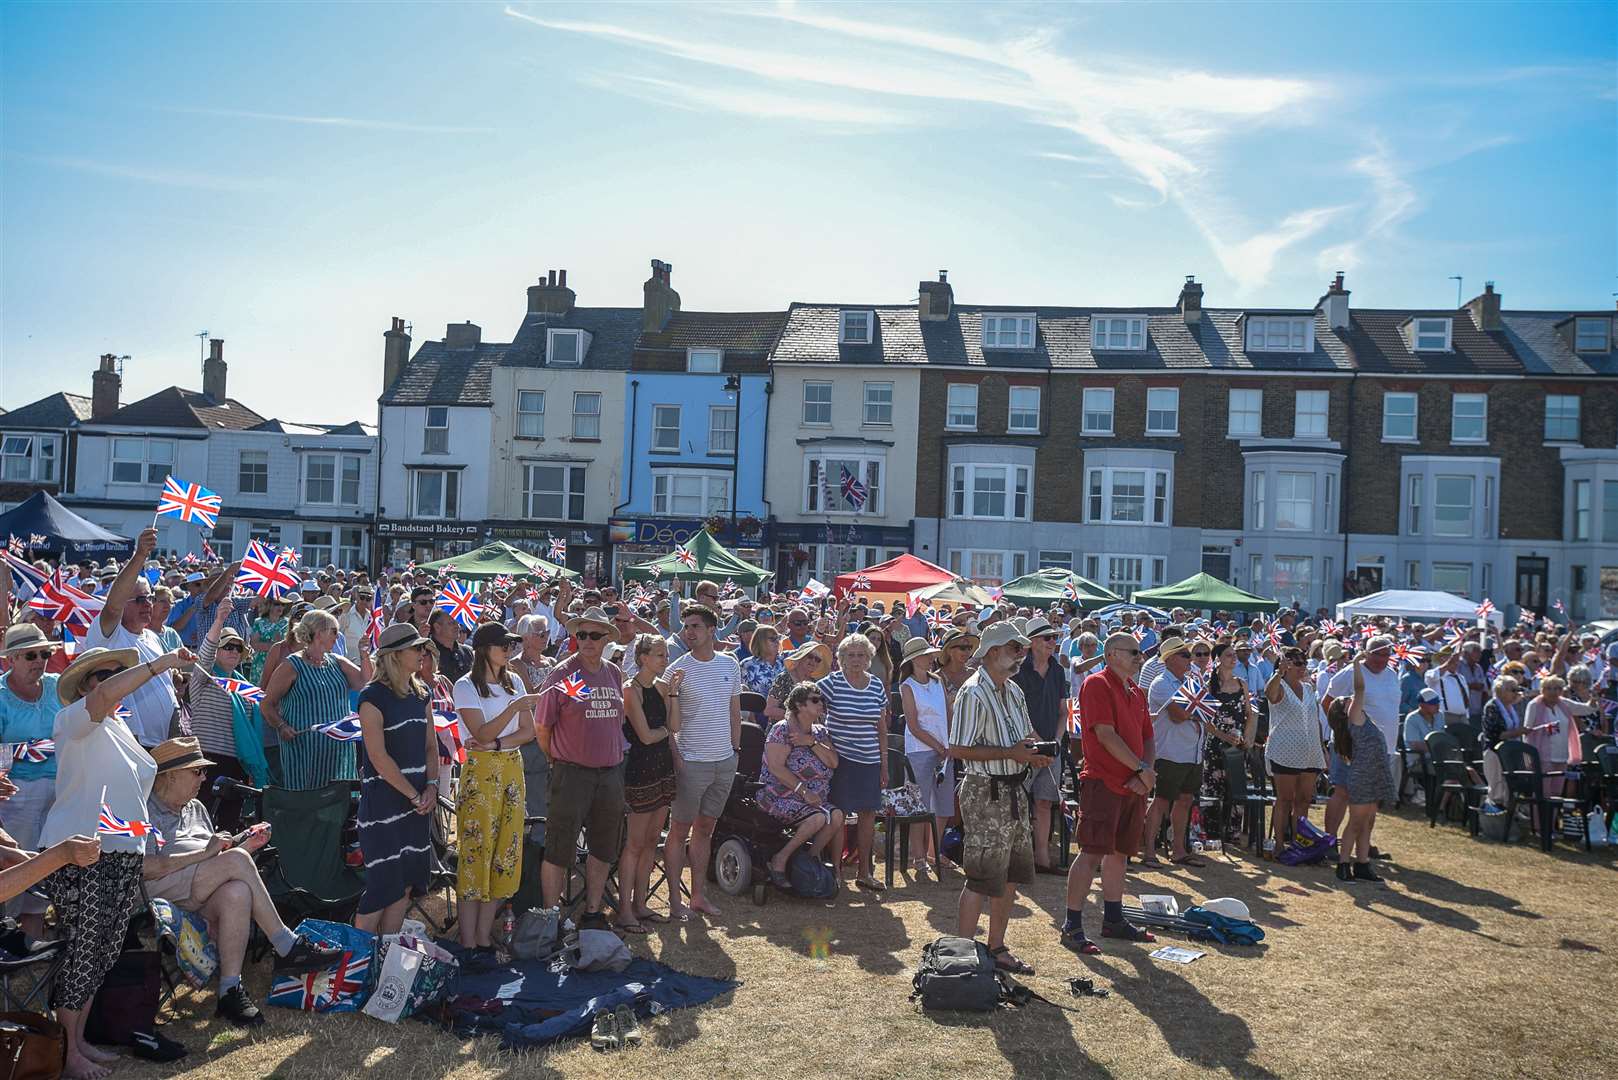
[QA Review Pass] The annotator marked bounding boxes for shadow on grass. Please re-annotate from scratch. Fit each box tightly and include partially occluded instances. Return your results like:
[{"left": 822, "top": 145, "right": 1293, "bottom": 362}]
[
  {"left": 926, "top": 998, "right": 1112, "bottom": 1080},
  {"left": 719, "top": 880, "right": 916, "bottom": 976},
  {"left": 1382, "top": 865, "right": 1543, "bottom": 918}
]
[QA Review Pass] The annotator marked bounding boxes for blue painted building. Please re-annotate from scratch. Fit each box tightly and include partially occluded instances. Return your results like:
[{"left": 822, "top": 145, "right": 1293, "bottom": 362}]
[{"left": 610, "top": 264, "right": 786, "bottom": 574}]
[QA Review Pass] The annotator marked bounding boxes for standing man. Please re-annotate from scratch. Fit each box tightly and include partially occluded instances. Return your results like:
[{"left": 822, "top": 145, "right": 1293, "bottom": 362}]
[
  {"left": 1012, "top": 616, "right": 1068, "bottom": 874},
  {"left": 1141, "top": 639, "right": 1204, "bottom": 867},
  {"left": 1062, "top": 632, "right": 1157, "bottom": 953},
  {"left": 950, "top": 623, "right": 1051, "bottom": 975},
  {"left": 1425, "top": 649, "right": 1470, "bottom": 729},
  {"left": 534, "top": 607, "right": 626, "bottom": 930},
  {"left": 428, "top": 609, "right": 474, "bottom": 686},
  {"left": 1324, "top": 635, "right": 1402, "bottom": 845},
  {"left": 664, "top": 603, "right": 741, "bottom": 919},
  {"left": 85, "top": 527, "right": 179, "bottom": 748},
  {"left": 1458, "top": 641, "right": 1489, "bottom": 722}
]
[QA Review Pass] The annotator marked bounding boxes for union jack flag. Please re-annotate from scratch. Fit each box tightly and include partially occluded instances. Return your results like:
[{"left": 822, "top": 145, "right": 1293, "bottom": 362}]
[
  {"left": 433, "top": 711, "right": 465, "bottom": 764},
  {"left": 1475, "top": 599, "right": 1495, "bottom": 618},
  {"left": 492, "top": 574, "right": 516, "bottom": 592},
  {"left": 556, "top": 672, "right": 591, "bottom": 702},
  {"left": 926, "top": 607, "right": 953, "bottom": 634},
  {"left": 6, "top": 535, "right": 25, "bottom": 556},
  {"left": 1064, "top": 697, "right": 1081, "bottom": 737},
  {"left": 0, "top": 550, "right": 49, "bottom": 603},
  {"left": 438, "top": 563, "right": 457, "bottom": 579},
  {"left": 851, "top": 573, "right": 872, "bottom": 592},
  {"left": 155, "top": 476, "right": 222, "bottom": 530},
  {"left": 1319, "top": 619, "right": 1340, "bottom": 637},
  {"left": 28, "top": 533, "right": 47, "bottom": 548},
  {"left": 1061, "top": 582, "right": 1081, "bottom": 602},
  {"left": 180, "top": 552, "right": 198, "bottom": 566},
  {"left": 904, "top": 592, "right": 924, "bottom": 618},
  {"left": 202, "top": 539, "right": 217, "bottom": 562},
  {"left": 839, "top": 466, "right": 868, "bottom": 510},
  {"left": 1170, "top": 678, "right": 1219, "bottom": 723},
  {"left": 314, "top": 714, "right": 363, "bottom": 741},
  {"left": 237, "top": 540, "right": 300, "bottom": 598},
  {"left": 98, "top": 803, "right": 164, "bottom": 848},
  {"left": 672, "top": 546, "right": 698, "bottom": 569},
  {"left": 1552, "top": 599, "right": 1566, "bottom": 616},
  {"left": 435, "top": 578, "right": 482, "bottom": 631},
  {"left": 27, "top": 567, "right": 102, "bottom": 634},
  {"left": 1392, "top": 642, "right": 1425, "bottom": 665},
  {"left": 365, "top": 591, "right": 386, "bottom": 651},
  {"left": 9, "top": 739, "right": 55, "bottom": 763},
  {"left": 267, "top": 951, "right": 369, "bottom": 1012},
  {"left": 212, "top": 676, "right": 265, "bottom": 703},
  {"left": 281, "top": 547, "right": 301, "bottom": 566},
  {"left": 548, "top": 536, "right": 567, "bottom": 562}
]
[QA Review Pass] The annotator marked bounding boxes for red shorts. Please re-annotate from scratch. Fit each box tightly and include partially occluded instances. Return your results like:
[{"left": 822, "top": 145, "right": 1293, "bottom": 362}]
[{"left": 1077, "top": 778, "right": 1145, "bottom": 858}]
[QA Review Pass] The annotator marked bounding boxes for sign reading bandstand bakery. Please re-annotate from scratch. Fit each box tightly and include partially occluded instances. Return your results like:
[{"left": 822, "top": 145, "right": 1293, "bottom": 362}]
[{"left": 375, "top": 521, "right": 481, "bottom": 539}]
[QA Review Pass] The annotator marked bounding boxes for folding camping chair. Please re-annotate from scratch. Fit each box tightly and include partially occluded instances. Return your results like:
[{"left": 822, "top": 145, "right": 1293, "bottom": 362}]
[
  {"left": 256, "top": 780, "right": 367, "bottom": 925},
  {"left": 0, "top": 917, "right": 65, "bottom": 1013},
  {"left": 1221, "top": 747, "right": 1273, "bottom": 853}
]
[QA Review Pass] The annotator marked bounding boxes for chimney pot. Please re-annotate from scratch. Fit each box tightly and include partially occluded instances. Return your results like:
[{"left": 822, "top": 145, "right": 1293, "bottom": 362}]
[
  {"left": 559, "top": 269, "right": 567, "bottom": 287},
  {"left": 918, "top": 271, "right": 955, "bottom": 321},
  {"left": 1177, "top": 276, "right": 1204, "bottom": 325},
  {"left": 92, "top": 353, "right": 122, "bottom": 420},
  {"left": 1466, "top": 282, "right": 1501, "bottom": 331},
  {"left": 383, "top": 316, "right": 412, "bottom": 391},
  {"left": 939, "top": 270, "right": 948, "bottom": 282},
  {"left": 202, "top": 338, "right": 228, "bottom": 401},
  {"left": 642, "top": 258, "right": 681, "bottom": 332}
]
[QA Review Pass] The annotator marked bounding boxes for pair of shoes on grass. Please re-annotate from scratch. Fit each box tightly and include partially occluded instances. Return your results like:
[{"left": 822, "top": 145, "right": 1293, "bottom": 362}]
[{"left": 590, "top": 1006, "right": 643, "bottom": 1051}]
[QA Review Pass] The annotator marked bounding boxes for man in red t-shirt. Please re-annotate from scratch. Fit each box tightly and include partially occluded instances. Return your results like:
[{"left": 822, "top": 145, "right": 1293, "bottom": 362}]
[{"left": 1061, "top": 631, "right": 1157, "bottom": 953}]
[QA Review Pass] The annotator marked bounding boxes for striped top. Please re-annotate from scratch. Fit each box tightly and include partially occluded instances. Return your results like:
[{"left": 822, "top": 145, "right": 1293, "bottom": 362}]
[
  {"left": 817, "top": 670, "right": 887, "bottom": 766},
  {"left": 279, "top": 653, "right": 357, "bottom": 790},
  {"left": 666, "top": 651, "right": 742, "bottom": 763},
  {"left": 949, "top": 668, "right": 1033, "bottom": 777},
  {"left": 184, "top": 636, "right": 238, "bottom": 758}
]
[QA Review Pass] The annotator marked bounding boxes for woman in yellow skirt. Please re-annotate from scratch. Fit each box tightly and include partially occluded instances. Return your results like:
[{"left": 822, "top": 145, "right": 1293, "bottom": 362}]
[{"left": 450, "top": 622, "right": 542, "bottom": 963}]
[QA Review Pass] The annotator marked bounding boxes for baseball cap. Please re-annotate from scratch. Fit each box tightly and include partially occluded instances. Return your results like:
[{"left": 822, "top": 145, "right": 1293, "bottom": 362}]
[{"left": 1418, "top": 688, "right": 1441, "bottom": 705}]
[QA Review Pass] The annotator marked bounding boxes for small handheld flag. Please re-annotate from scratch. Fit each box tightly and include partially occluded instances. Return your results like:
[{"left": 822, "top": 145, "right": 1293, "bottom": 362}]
[
  {"left": 98, "top": 802, "right": 164, "bottom": 848},
  {"left": 1475, "top": 599, "right": 1495, "bottom": 619},
  {"left": 673, "top": 546, "right": 698, "bottom": 569},
  {"left": 548, "top": 536, "right": 567, "bottom": 562},
  {"left": 1170, "top": 679, "right": 1219, "bottom": 723},
  {"left": 314, "top": 714, "right": 363, "bottom": 741},
  {"left": 156, "top": 476, "right": 222, "bottom": 530},
  {"left": 237, "top": 540, "right": 300, "bottom": 598},
  {"left": 851, "top": 573, "right": 872, "bottom": 592},
  {"left": 1064, "top": 698, "right": 1081, "bottom": 738},
  {"left": 556, "top": 673, "right": 591, "bottom": 702},
  {"left": 212, "top": 676, "right": 266, "bottom": 704},
  {"left": 435, "top": 579, "right": 483, "bottom": 631},
  {"left": 10, "top": 739, "right": 55, "bottom": 763}
]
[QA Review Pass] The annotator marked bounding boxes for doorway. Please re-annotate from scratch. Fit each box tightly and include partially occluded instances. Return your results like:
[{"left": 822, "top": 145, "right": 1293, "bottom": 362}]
[{"left": 1515, "top": 557, "right": 1548, "bottom": 617}]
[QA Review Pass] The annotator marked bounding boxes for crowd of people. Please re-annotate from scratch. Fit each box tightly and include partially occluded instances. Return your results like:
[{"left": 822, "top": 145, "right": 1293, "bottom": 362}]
[{"left": 2, "top": 530, "right": 1616, "bottom": 1073}]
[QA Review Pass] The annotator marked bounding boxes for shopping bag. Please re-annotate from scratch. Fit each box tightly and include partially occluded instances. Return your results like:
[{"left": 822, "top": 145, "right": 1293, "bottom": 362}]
[
  {"left": 363, "top": 938, "right": 423, "bottom": 1023},
  {"left": 267, "top": 920, "right": 376, "bottom": 1013}
]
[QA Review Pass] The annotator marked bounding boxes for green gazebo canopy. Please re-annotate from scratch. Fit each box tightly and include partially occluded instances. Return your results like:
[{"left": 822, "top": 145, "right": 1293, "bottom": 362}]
[
  {"left": 1132, "top": 572, "right": 1278, "bottom": 614},
  {"left": 621, "top": 529, "right": 771, "bottom": 586},
  {"left": 415, "top": 541, "right": 579, "bottom": 581},
  {"left": 1000, "top": 568, "right": 1121, "bottom": 610}
]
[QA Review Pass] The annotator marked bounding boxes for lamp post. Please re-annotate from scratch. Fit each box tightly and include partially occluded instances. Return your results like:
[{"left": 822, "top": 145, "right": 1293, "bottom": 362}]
[{"left": 723, "top": 375, "right": 741, "bottom": 534}]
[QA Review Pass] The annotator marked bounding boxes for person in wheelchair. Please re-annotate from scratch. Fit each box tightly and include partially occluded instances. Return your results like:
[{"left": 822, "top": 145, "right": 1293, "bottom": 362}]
[
  {"left": 755, "top": 682, "right": 843, "bottom": 889},
  {"left": 144, "top": 738, "right": 339, "bottom": 1027}
]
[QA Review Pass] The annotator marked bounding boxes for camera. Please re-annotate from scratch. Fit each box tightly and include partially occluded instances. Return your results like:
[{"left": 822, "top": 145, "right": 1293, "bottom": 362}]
[{"left": 1031, "top": 740, "right": 1060, "bottom": 758}]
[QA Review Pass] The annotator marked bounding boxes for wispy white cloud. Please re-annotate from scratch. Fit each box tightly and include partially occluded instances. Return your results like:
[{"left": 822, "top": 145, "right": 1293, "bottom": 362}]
[
  {"left": 583, "top": 73, "right": 911, "bottom": 128},
  {"left": 17, "top": 153, "right": 277, "bottom": 193},
  {"left": 160, "top": 106, "right": 494, "bottom": 135}
]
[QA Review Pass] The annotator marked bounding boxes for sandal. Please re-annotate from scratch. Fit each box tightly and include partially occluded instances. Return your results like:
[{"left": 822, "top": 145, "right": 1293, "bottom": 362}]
[
  {"left": 989, "top": 945, "right": 1036, "bottom": 975},
  {"left": 613, "top": 920, "right": 649, "bottom": 935},
  {"left": 1171, "top": 855, "right": 1207, "bottom": 867},
  {"left": 635, "top": 910, "right": 670, "bottom": 924},
  {"left": 855, "top": 876, "right": 886, "bottom": 892},
  {"left": 1060, "top": 929, "right": 1102, "bottom": 956}
]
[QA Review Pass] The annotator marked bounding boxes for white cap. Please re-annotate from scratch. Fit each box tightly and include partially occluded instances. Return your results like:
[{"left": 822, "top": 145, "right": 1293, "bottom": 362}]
[{"left": 1201, "top": 897, "right": 1251, "bottom": 921}]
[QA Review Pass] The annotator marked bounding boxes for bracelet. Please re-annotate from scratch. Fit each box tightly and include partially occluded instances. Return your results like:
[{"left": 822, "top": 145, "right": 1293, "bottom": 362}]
[{"left": 668, "top": 693, "right": 680, "bottom": 698}]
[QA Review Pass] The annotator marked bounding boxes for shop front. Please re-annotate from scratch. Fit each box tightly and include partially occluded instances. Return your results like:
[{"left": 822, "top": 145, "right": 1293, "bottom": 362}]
[
  {"left": 489, "top": 522, "right": 609, "bottom": 586},
  {"left": 375, "top": 520, "right": 483, "bottom": 568},
  {"left": 772, "top": 521, "right": 914, "bottom": 590},
  {"left": 609, "top": 516, "right": 772, "bottom": 582}
]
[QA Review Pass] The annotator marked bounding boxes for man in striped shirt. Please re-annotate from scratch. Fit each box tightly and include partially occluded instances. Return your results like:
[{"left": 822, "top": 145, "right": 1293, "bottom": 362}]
[{"left": 949, "top": 622, "right": 1052, "bottom": 976}]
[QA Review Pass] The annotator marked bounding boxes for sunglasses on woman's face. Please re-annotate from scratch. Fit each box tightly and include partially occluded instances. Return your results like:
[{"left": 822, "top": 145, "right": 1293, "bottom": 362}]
[
  {"left": 575, "top": 631, "right": 609, "bottom": 642},
  {"left": 218, "top": 643, "right": 244, "bottom": 653},
  {"left": 1192, "top": 650, "right": 1211, "bottom": 658}
]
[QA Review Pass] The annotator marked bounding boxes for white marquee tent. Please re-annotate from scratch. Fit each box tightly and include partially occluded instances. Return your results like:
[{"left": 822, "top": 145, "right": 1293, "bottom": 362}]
[{"left": 1335, "top": 589, "right": 1504, "bottom": 630}]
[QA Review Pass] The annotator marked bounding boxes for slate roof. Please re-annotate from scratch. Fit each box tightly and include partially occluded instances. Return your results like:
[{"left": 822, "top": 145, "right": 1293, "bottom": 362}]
[
  {"left": 771, "top": 304, "right": 1352, "bottom": 372},
  {"left": 0, "top": 392, "right": 94, "bottom": 429},
  {"left": 1343, "top": 310, "right": 1522, "bottom": 375},
  {"left": 380, "top": 340, "right": 505, "bottom": 407},
  {"left": 639, "top": 311, "right": 786, "bottom": 355},
  {"left": 502, "top": 309, "right": 642, "bottom": 369},
  {"left": 91, "top": 386, "right": 267, "bottom": 430},
  {"left": 1497, "top": 311, "right": 1618, "bottom": 378}
]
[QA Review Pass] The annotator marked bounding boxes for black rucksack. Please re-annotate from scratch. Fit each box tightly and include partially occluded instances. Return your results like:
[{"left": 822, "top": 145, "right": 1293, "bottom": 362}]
[
  {"left": 911, "top": 936, "right": 1007, "bottom": 1011},
  {"left": 787, "top": 848, "right": 837, "bottom": 898}
]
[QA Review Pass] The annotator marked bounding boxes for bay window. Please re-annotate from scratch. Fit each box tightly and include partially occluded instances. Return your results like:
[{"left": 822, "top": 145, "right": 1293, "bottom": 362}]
[
  {"left": 1086, "top": 466, "right": 1170, "bottom": 525},
  {"left": 1275, "top": 472, "right": 1315, "bottom": 531},
  {"left": 1433, "top": 475, "right": 1474, "bottom": 537},
  {"left": 1272, "top": 556, "right": 1313, "bottom": 610},
  {"left": 950, "top": 464, "right": 1031, "bottom": 521}
]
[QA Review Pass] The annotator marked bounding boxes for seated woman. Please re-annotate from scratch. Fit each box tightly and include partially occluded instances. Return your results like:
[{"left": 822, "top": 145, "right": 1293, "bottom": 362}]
[
  {"left": 755, "top": 682, "right": 843, "bottom": 889},
  {"left": 144, "top": 737, "right": 337, "bottom": 1028}
]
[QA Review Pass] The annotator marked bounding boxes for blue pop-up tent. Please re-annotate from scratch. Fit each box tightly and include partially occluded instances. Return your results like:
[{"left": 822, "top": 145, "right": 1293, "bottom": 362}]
[{"left": 0, "top": 491, "right": 133, "bottom": 562}]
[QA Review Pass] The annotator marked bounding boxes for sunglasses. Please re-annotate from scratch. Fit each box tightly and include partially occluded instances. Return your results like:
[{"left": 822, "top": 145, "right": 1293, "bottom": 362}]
[
  {"left": 1192, "top": 651, "right": 1211, "bottom": 658},
  {"left": 1115, "top": 648, "right": 1141, "bottom": 656},
  {"left": 13, "top": 650, "right": 53, "bottom": 662},
  {"left": 575, "top": 631, "right": 609, "bottom": 642},
  {"left": 218, "top": 643, "right": 244, "bottom": 653}
]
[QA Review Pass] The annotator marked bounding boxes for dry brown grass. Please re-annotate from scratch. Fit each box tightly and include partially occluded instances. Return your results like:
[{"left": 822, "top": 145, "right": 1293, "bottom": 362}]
[{"left": 111, "top": 808, "right": 1616, "bottom": 1080}]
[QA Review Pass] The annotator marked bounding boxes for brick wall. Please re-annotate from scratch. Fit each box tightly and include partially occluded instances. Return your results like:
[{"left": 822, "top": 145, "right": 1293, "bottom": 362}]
[{"left": 916, "top": 369, "right": 1048, "bottom": 518}]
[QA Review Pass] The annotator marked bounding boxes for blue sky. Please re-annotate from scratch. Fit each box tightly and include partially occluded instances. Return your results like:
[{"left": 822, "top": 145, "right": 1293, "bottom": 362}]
[{"left": 3, "top": 1, "right": 1614, "bottom": 422}]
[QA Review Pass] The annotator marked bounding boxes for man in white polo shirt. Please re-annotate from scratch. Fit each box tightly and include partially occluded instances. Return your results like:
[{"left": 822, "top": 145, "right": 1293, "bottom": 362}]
[
  {"left": 84, "top": 527, "right": 177, "bottom": 747},
  {"left": 664, "top": 603, "right": 741, "bottom": 919},
  {"left": 1324, "top": 636, "right": 1401, "bottom": 845}
]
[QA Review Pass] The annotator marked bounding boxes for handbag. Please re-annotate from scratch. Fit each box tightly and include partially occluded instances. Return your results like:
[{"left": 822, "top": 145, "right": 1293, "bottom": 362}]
[
  {"left": 0, "top": 1013, "right": 65, "bottom": 1080},
  {"left": 882, "top": 782, "right": 928, "bottom": 818}
]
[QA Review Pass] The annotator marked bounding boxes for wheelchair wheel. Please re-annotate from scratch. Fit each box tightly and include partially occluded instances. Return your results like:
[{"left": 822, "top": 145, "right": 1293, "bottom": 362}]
[{"left": 713, "top": 837, "right": 752, "bottom": 896}]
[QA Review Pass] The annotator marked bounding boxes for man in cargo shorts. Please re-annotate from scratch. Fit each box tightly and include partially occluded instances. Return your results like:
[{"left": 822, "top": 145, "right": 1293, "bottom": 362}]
[
  {"left": 949, "top": 622, "right": 1054, "bottom": 976},
  {"left": 1061, "top": 631, "right": 1158, "bottom": 953}
]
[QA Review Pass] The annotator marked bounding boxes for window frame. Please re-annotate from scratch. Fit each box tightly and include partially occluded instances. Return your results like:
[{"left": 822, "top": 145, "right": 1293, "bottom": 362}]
[
  {"left": 1432, "top": 474, "right": 1475, "bottom": 538},
  {"left": 303, "top": 453, "right": 338, "bottom": 506},
  {"left": 338, "top": 527, "right": 364, "bottom": 570},
  {"left": 1251, "top": 471, "right": 1266, "bottom": 531},
  {"left": 1081, "top": 387, "right": 1115, "bottom": 436},
  {"left": 339, "top": 454, "right": 362, "bottom": 506},
  {"left": 1007, "top": 386, "right": 1040, "bottom": 434},
  {"left": 1085, "top": 465, "right": 1171, "bottom": 526},
  {"left": 1294, "top": 389, "right": 1329, "bottom": 440},
  {"left": 862, "top": 381, "right": 894, "bottom": 426},
  {"left": 1245, "top": 315, "right": 1313, "bottom": 353},
  {"left": 109, "top": 437, "right": 172, "bottom": 486},
  {"left": 1573, "top": 317, "right": 1611, "bottom": 353},
  {"left": 1411, "top": 317, "right": 1453, "bottom": 352},
  {"left": 651, "top": 404, "right": 682, "bottom": 453},
  {"left": 686, "top": 347, "right": 722, "bottom": 373},
  {"left": 949, "top": 463, "right": 1031, "bottom": 522},
  {"left": 945, "top": 384, "right": 979, "bottom": 431},
  {"left": 1382, "top": 391, "right": 1418, "bottom": 442},
  {"left": 803, "top": 455, "right": 884, "bottom": 516},
  {"left": 1091, "top": 316, "right": 1147, "bottom": 352},
  {"left": 1271, "top": 555, "right": 1314, "bottom": 609},
  {"left": 423, "top": 406, "right": 449, "bottom": 454},
  {"left": 802, "top": 381, "right": 833, "bottom": 426},
  {"left": 520, "top": 462, "right": 587, "bottom": 522},
  {"left": 571, "top": 392, "right": 602, "bottom": 440},
  {"left": 839, "top": 310, "right": 874, "bottom": 345},
  {"left": 1544, "top": 394, "right": 1580, "bottom": 443},
  {"left": 546, "top": 328, "right": 585, "bottom": 366},
  {"left": 0, "top": 434, "right": 59, "bottom": 483},
  {"left": 1227, "top": 388, "right": 1262, "bottom": 438},
  {"left": 1037, "top": 550, "right": 1072, "bottom": 571},
  {"left": 1432, "top": 562, "right": 1472, "bottom": 597},
  {"left": 1450, "top": 393, "right": 1487, "bottom": 444},
  {"left": 653, "top": 471, "right": 731, "bottom": 516},
  {"left": 1274, "top": 471, "right": 1315, "bottom": 532},
  {"left": 516, "top": 390, "right": 546, "bottom": 438},
  {"left": 708, "top": 405, "right": 737, "bottom": 456},
  {"left": 412, "top": 468, "right": 460, "bottom": 519},
  {"left": 1572, "top": 478, "right": 1591, "bottom": 542},
  {"left": 981, "top": 313, "right": 1036, "bottom": 350},
  {"left": 238, "top": 449, "right": 268, "bottom": 495},
  {"left": 1145, "top": 387, "right": 1179, "bottom": 436}
]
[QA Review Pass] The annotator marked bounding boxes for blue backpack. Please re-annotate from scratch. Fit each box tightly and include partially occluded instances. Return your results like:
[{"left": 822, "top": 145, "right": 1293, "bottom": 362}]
[
  {"left": 788, "top": 848, "right": 837, "bottom": 898},
  {"left": 1182, "top": 906, "right": 1265, "bottom": 946}
]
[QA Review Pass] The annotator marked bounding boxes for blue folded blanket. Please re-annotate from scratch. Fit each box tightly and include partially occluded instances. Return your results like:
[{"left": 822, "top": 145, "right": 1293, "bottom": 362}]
[{"left": 450, "top": 956, "right": 739, "bottom": 1049}]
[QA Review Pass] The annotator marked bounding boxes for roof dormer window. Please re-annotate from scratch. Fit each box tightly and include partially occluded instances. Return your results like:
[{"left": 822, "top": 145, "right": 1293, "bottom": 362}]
[
  {"left": 1244, "top": 315, "right": 1312, "bottom": 353},
  {"left": 1574, "top": 317, "right": 1611, "bottom": 353},
  {"left": 687, "top": 347, "right": 722, "bottom": 373},
  {"left": 1411, "top": 317, "right": 1452, "bottom": 352},
  {"left": 547, "top": 328, "right": 590, "bottom": 366},
  {"left": 1092, "top": 316, "right": 1146, "bottom": 351},
  {"left": 982, "top": 314, "right": 1036, "bottom": 349},
  {"left": 839, "top": 310, "right": 874, "bottom": 345}
]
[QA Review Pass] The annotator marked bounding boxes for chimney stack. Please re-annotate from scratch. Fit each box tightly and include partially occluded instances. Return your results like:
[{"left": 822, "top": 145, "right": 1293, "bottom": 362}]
[
  {"left": 92, "top": 353, "right": 121, "bottom": 420},
  {"left": 918, "top": 270, "right": 953, "bottom": 321},
  {"left": 1466, "top": 281, "right": 1501, "bottom": 331},
  {"left": 1178, "top": 275, "right": 1203, "bottom": 325},
  {"left": 203, "top": 338, "right": 228, "bottom": 401},
  {"left": 642, "top": 259, "right": 681, "bottom": 333},
  {"left": 526, "top": 268, "right": 576, "bottom": 315},
  {"left": 1321, "top": 271, "right": 1351, "bottom": 330},
  {"left": 445, "top": 321, "right": 482, "bottom": 350},
  {"left": 383, "top": 316, "right": 411, "bottom": 391}
]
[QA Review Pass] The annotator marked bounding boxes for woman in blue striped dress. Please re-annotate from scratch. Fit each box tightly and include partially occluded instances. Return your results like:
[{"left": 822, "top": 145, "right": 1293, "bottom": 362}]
[
  {"left": 818, "top": 633, "right": 889, "bottom": 893},
  {"left": 261, "top": 609, "right": 371, "bottom": 791},
  {"left": 354, "top": 623, "right": 439, "bottom": 934}
]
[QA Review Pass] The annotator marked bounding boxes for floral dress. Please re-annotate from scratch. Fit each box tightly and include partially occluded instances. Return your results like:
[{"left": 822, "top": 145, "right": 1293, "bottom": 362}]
[
  {"left": 1202, "top": 680, "right": 1248, "bottom": 800},
  {"left": 755, "top": 720, "right": 834, "bottom": 825}
]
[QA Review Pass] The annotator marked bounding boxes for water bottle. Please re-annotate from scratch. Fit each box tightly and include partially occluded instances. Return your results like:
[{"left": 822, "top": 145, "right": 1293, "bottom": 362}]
[{"left": 497, "top": 906, "right": 515, "bottom": 949}]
